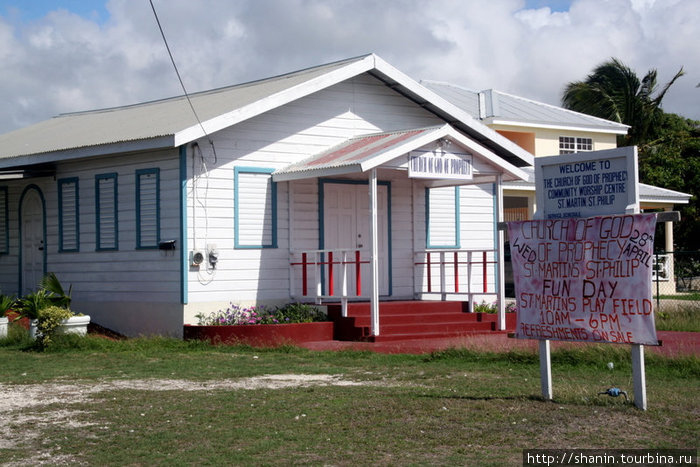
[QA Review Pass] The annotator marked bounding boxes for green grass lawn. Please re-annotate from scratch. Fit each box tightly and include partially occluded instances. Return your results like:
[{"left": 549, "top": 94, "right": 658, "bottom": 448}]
[
  {"left": 655, "top": 303, "right": 700, "bottom": 332},
  {"left": 0, "top": 331, "right": 698, "bottom": 466}
]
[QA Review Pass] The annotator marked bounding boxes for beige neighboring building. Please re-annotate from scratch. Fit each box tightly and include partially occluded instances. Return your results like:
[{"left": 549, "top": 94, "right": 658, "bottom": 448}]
[{"left": 423, "top": 81, "right": 691, "bottom": 294}]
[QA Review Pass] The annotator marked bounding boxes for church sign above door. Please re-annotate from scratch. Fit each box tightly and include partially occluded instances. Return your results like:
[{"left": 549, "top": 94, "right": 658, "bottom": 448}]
[{"left": 408, "top": 149, "right": 473, "bottom": 180}]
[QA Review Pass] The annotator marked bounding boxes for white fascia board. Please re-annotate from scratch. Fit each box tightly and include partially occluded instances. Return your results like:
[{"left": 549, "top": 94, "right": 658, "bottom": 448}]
[
  {"left": 175, "top": 56, "right": 376, "bottom": 146},
  {"left": 640, "top": 196, "right": 689, "bottom": 205},
  {"left": 424, "top": 175, "right": 501, "bottom": 188},
  {"left": 503, "top": 184, "right": 537, "bottom": 192},
  {"left": 443, "top": 126, "right": 529, "bottom": 182},
  {"left": 0, "top": 136, "right": 175, "bottom": 169},
  {"left": 372, "top": 57, "right": 535, "bottom": 167},
  {"left": 488, "top": 118, "right": 629, "bottom": 135},
  {"left": 272, "top": 164, "right": 364, "bottom": 182}
]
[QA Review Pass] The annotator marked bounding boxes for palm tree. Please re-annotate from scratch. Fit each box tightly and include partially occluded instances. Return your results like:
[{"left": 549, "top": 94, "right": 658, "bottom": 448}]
[{"left": 562, "top": 58, "right": 684, "bottom": 146}]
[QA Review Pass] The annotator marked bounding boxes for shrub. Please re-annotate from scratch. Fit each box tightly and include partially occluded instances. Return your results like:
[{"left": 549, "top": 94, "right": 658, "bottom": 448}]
[
  {"left": 195, "top": 304, "right": 269, "bottom": 326},
  {"left": 35, "top": 305, "right": 75, "bottom": 349},
  {"left": 473, "top": 301, "right": 497, "bottom": 313},
  {"left": 15, "top": 289, "right": 51, "bottom": 320},
  {"left": 195, "top": 303, "right": 326, "bottom": 325},
  {"left": 0, "top": 294, "right": 15, "bottom": 318}
]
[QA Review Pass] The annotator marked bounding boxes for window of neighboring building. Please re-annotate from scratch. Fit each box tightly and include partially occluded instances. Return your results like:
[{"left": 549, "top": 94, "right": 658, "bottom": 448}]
[
  {"left": 559, "top": 136, "right": 593, "bottom": 154},
  {"left": 0, "top": 187, "right": 7, "bottom": 254},
  {"left": 95, "top": 173, "right": 118, "bottom": 250},
  {"left": 425, "top": 186, "right": 460, "bottom": 249},
  {"left": 136, "top": 168, "right": 160, "bottom": 249},
  {"left": 234, "top": 167, "right": 277, "bottom": 249},
  {"left": 58, "top": 178, "right": 79, "bottom": 252}
]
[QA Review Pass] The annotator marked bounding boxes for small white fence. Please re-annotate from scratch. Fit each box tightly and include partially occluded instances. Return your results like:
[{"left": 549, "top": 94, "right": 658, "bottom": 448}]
[{"left": 290, "top": 248, "right": 499, "bottom": 316}]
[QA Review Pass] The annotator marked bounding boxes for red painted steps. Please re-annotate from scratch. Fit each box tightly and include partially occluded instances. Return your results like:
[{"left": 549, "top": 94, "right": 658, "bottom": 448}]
[{"left": 326, "top": 301, "right": 516, "bottom": 342}]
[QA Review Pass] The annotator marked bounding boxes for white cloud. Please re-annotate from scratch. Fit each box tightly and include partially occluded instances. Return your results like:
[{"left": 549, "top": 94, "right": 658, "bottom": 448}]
[{"left": 0, "top": 0, "right": 697, "bottom": 134}]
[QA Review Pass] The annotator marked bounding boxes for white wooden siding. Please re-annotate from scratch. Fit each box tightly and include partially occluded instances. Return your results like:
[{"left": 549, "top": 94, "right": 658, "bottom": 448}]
[
  {"left": 0, "top": 149, "right": 181, "bottom": 311},
  {"left": 185, "top": 73, "right": 443, "bottom": 307}
]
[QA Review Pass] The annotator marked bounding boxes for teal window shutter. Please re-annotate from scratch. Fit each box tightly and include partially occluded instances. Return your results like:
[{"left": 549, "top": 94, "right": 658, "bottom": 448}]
[
  {"left": 136, "top": 168, "right": 160, "bottom": 248},
  {"left": 58, "top": 178, "right": 79, "bottom": 252}
]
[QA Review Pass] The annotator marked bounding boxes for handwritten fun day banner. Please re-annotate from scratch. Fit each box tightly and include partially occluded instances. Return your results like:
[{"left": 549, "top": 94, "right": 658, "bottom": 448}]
[{"left": 508, "top": 214, "right": 658, "bottom": 345}]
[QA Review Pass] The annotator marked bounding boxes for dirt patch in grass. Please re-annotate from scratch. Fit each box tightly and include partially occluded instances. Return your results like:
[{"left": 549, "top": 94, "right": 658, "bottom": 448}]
[{"left": 0, "top": 373, "right": 371, "bottom": 462}]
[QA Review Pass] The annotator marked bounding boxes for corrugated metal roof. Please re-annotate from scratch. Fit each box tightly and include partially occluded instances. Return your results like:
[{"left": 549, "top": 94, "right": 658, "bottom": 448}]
[
  {"left": 421, "top": 81, "right": 629, "bottom": 133},
  {"left": 638, "top": 183, "right": 691, "bottom": 203},
  {"left": 0, "top": 54, "right": 536, "bottom": 170},
  {"left": 275, "top": 127, "right": 434, "bottom": 177},
  {"left": 0, "top": 55, "right": 369, "bottom": 161}
]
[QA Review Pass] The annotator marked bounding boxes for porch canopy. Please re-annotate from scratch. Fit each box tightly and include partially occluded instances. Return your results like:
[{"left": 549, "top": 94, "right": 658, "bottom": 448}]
[{"left": 273, "top": 123, "right": 529, "bottom": 335}]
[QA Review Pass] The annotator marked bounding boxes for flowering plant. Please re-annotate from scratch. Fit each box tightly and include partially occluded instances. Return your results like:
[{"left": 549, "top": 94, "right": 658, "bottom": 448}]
[
  {"left": 195, "top": 303, "right": 326, "bottom": 326},
  {"left": 195, "top": 304, "right": 268, "bottom": 326},
  {"left": 506, "top": 302, "right": 518, "bottom": 313}
]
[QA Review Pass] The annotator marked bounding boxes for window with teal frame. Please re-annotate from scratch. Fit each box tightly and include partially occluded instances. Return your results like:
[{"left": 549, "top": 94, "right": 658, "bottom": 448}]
[
  {"left": 58, "top": 178, "right": 79, "bottom": 252},
  {"left": 234, "top": 167, "right": 277, "bottom": 249},
  {"left": 95, "top": 173, "right": 118, "bottom": 251},
  {"left": 0, "top": 187, "right": 7, "bottom": 254},
  {"left": 136, "top": 168, "right": 160, "bottom": 249},
  {"left": 425, "top": 186, "right": 460, "bottom": 249}
]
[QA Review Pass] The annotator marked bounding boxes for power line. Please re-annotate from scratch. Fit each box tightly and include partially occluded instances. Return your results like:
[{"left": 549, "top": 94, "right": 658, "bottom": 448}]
[{"left": 148, "top": 0, "right": 216, "bottom": 155}]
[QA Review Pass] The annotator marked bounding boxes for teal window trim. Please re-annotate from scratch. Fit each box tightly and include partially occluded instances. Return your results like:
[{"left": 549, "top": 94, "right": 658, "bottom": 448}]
[
  {"left": 135, "top": 168, "right": 161, "bottom": 249},
  {"left": 57, "top": 177, "right": 80, "bottom": 252},
  {"left": 234, "top": 167, "right": 277, "bottom": 249},
  {"left": 425, "top": 186, "right": 461, "bottom": 249},
  {"left": 0, "top": 186, "right": 8, "bottom": 254},
  {"left": 95, "top": 173, "right": 118, "bottom": 251}
]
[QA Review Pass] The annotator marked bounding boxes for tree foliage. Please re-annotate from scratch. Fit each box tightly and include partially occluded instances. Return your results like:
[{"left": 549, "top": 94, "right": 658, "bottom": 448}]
[
  {"left": 562, "top": 58, "right": 698, "bottom": 250},
  {"left": 562, "top": 58, "right": 684, "bottom": 146},
  {"left": 638, "top": 113, "right": 700, "bottom": 250}
]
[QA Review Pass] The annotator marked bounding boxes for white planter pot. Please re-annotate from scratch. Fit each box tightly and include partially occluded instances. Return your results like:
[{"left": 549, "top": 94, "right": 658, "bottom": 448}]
[
  {"left": 29, "top": 315, "right": 91, "bottom": 339},
  {"left": 0, "top": 316, "right": 8, "bottom": 339},
  {"left": 60, "top": 315, "right": 91, "bottom": 336}
]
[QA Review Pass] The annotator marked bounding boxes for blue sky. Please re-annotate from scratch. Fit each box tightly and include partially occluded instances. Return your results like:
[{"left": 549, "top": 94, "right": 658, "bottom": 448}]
[
  {"left": 524, "top": 0, "right": 573, "bottom": 11},
  {"left": 0, "top": 0, "right": 108, "bottom": 22},
  {"left": 0, "top": 0, "right": 697, "bottom": 133}
]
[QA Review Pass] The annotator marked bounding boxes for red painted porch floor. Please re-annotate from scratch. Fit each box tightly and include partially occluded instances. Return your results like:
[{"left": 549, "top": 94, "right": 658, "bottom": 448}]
[{"left": 297, "top": 330, "right": 699, "bottom": 358}]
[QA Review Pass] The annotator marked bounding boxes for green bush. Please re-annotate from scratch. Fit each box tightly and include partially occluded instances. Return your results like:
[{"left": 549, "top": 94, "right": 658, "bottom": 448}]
[
  {"left": 0, "top": 294, "right": 15, "bottom": 318},
  {"left": 35, "top": 305, "right": 75, "bottom": 349}
]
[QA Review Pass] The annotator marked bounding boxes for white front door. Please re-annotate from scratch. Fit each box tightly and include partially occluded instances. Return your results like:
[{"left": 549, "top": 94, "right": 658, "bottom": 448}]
[
  {"left": 323, "top": 182, "right": 390, "bottom": 296},
  {"left": 21, "top": 189, "right": 45, "bottom": 292}
]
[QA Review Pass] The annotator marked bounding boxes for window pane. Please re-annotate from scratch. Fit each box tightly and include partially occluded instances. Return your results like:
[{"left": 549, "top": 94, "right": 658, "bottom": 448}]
[{"left": 235, "top": 169, "right": 277, "bottom": 248}]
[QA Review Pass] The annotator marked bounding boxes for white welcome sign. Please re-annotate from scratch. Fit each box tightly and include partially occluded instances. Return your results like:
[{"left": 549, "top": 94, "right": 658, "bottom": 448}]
[{"left": 535, "top": 146, "right": 639, "bottom": 219}]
